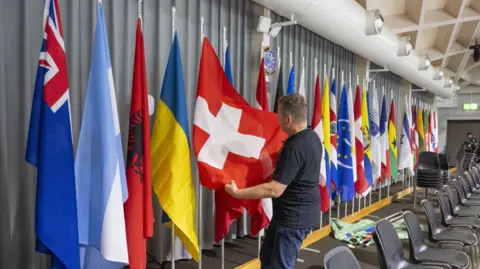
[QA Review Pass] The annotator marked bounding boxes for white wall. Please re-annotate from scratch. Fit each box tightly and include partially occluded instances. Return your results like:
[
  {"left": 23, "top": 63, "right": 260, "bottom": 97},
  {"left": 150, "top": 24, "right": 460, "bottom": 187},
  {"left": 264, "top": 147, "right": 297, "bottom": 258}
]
[{"left": 437, "top": 93, "right": 480, "bottom": 153}]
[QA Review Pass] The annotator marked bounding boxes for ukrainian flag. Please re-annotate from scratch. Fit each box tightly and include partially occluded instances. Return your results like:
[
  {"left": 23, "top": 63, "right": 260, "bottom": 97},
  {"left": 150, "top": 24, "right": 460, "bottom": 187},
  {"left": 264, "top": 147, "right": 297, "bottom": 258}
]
[
  {"left": 362, "top": 89, "right": 373, "bottom": 189},
  {"left": 151, "top": 32, "right": 199, "bottom": 261}
]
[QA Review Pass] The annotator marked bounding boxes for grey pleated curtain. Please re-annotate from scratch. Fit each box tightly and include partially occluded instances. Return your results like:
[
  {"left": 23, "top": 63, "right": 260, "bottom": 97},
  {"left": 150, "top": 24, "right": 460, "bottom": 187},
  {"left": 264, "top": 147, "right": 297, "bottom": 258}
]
[{"left": 0, "top": 0, "right": 413, "bottom": 269}]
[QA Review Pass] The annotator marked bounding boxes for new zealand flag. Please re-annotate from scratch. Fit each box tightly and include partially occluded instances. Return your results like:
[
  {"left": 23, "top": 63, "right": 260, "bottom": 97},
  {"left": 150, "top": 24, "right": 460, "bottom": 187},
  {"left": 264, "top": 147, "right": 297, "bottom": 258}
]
[{"left": 25, "top": 1, "right": 80, "bottom": 269}]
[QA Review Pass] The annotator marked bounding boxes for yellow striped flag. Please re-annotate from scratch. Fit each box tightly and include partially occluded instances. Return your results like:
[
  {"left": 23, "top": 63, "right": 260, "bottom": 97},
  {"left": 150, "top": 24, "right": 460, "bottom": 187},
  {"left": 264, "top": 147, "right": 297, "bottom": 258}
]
[{"left": 151, "top": 32, "right": 199, "bottom": 261}]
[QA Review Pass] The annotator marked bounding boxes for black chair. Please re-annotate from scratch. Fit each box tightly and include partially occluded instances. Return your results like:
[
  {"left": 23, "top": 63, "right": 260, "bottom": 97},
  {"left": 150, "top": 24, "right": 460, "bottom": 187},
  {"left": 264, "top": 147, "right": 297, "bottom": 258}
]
[
  {"left": 373, "top": 219, "right": 443, "bottom": 269},
  {"left": 323, "top": 246, "right": 361, "bottom": 269},
  {"left": 463, "top": 172, "right": 480, "bottom": 195},
  {"left": 403, "top": 211, "right": 469, "bottom": 269},
  {"left": 414, "top": 152, "right": 442, "bottom": 207},
  {"left": 421, "top": 199, "right": 478, "bottom": 248},
  {"left": 452, "top": 179, "right": 480, "bottom": 206},
  {"left": 443, "top": 185, "right": 480, "bottom": 217}
]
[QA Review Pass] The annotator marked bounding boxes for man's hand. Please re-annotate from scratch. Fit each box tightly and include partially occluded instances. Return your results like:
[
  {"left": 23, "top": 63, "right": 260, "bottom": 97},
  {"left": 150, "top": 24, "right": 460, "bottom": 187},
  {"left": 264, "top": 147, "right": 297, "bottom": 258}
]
[{"left": 224, "top": 180, "right": 239, "bottom": 198}]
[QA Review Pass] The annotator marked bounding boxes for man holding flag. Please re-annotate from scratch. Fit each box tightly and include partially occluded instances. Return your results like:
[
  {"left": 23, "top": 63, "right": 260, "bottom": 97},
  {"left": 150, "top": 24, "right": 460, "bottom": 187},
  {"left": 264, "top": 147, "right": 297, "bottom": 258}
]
[
  {"left": 225, "top": 94, "right": 322, "bottom": 269},
  {"left": 74, "top": 1, "right": 129, "bottom": 268},
  {"left": 25, "top": 0, "right": 80, "bottom": 268}
]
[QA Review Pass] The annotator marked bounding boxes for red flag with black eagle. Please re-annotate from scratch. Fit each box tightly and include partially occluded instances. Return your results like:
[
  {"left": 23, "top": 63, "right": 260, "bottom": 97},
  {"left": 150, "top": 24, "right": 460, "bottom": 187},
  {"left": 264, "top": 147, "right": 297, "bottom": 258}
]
[{"left": 124, "top": 19, "right": 154, "bottom": 269}]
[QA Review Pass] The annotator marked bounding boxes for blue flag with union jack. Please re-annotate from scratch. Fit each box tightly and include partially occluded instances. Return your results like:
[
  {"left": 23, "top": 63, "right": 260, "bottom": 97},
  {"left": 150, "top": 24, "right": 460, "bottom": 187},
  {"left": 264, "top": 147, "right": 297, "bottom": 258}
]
[{"left": 25, "top": 1, "right": 80, "bottom": 269}]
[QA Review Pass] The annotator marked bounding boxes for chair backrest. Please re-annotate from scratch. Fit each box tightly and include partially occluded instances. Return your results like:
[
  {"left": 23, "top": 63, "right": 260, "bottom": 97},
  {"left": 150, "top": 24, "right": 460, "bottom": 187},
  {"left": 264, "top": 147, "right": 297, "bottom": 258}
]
[
  {"left": 373, "top": 219, "right": 408, "bottom": 269},
  {"left": 464, "top": 172, "right": 476, "bottom": 192},
  {"left": 324, "top": 246, "right": 361, "bottom": 269},
  {"left": 421, "top": 199, "right": 442, "bottom": 241},
  {"left": 453, "top": 178, "right": 469, "bottom": 202},
  {"left": 443, "top": 185, "right": 459, "bottom": 213},
  {"left": 418, "top": 152, "right": 440, "bottom": 170},
  {"left": 436, "top": 190, "right": 453, "bottom": 224},
  {"left": 403, "top": 211, "right": 427, "bottom": 261},
  {"left": 471, "top": 167, "right": 480, "bottom": 185},
  {"left": 438, "top": 153, "right": 449, "bottom": 170}
]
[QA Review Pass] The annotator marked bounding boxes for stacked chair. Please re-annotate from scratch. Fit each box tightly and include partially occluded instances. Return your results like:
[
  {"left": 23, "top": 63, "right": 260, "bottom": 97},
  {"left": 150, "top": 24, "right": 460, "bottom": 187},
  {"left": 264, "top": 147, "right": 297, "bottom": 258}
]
[
  {"left": 457, "top": 144, "right": 478, "bottom": 170},
  {"left": 413, "top": 152, "right": 443, "bottom": 207},
  {"left": 438, "top": 154, "right": 450, "bottom": 185}
]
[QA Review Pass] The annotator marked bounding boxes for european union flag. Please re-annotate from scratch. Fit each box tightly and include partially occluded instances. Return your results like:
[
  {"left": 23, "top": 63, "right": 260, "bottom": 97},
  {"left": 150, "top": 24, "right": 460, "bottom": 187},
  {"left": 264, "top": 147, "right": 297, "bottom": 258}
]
[{"left": 337, "top": 85, "right": 355, "bottom": 202}]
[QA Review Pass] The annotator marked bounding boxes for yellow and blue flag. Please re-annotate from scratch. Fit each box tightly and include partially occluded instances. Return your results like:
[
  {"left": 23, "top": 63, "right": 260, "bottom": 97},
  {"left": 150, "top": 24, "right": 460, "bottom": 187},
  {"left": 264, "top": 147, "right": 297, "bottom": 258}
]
[
  {"left": 151, "top": 32, "right": 200, "bottom": 261},
  {"left": 362, "top": 89, "right": 373, "bottom": 188},
  {"left": 337, "top": 85, "right": 355, "bottom": 202}
]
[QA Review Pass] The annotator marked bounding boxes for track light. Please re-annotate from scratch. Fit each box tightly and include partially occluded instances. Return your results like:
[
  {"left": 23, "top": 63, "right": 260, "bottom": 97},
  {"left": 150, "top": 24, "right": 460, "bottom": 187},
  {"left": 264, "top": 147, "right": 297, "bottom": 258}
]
[
  {"left": 366, "top": 9, "right": 384, "bottom": 36},
  {"left": 433, "top": 69, "right": 444, "bottom": 80},
  {"left": 257, "top": 16, "right": 271, "bottom": 33},
  {"left": 443, "top": 77, "right": 453, "bottom": 87},
  {"left": 256, "top": 16, "right": 297, "bottom": 37},
  {"left": 418, "top": 55, "right": 431, "bottom": 71},
  {"left": 397, "top": 36, "right": 413, "bottom": 56}
]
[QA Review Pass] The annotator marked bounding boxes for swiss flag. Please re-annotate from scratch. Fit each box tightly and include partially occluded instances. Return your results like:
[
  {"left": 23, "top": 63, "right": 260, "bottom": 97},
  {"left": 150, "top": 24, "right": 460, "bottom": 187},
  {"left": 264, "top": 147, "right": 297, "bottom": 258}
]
[{"left": 193, "top": 37, "right": 287, "bottom": 241}]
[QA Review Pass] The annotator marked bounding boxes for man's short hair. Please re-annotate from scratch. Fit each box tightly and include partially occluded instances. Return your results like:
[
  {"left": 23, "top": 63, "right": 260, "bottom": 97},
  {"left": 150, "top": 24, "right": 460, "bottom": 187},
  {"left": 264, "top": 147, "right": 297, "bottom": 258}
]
[
  {"left": 467, "top": 132, "right": 473, "bottom": 136},
  {"left": 278, "top": 94, "right": 307, "bottom": 122}
]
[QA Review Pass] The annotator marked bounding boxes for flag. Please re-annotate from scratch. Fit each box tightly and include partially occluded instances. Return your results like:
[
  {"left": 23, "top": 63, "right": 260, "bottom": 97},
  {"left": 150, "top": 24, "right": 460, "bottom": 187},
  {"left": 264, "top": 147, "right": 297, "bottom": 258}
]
[
  {"left": 193, "top": 37, "right": 287, "bottom": 241},
  {"left": 398, "top": 98, "right": 413, "bottom": 175},
  {"left": 416, "top": 106, "right": 425, "bottom": 153},
  {"left": 379, "top": 94, "right": 390, "bottom": 182},
  {"left": 330, "top": 79, "right": 338, "bottom": 193},
  {"left": 370, "top": 90, "right": 381, "bottom": 182},
  {"left": 25, "top": 0, "right": 80, "bottom": 268},
  {"left": 287, "top": 65, "right": 295, "bottom": 94},
  {"left": 337, "top": 86, "right": 355, "bottom": 202},
  {"left": 225, "top": 46, "right": 233, "bottom": 85},
  {"left": 433, "top": 110, "right": 438, "bottom": 153},
  {"left": 423, "top": 109, "right": 430, "bottom": 151},
  {"left": 256, "top": 58, "right": 269, "bottom": 111},
  {"left": 411, "top": 105, "right": 419, "bottom": 167},
  {"left": 75, "top": 2, "right": 129, "bottom": 267},
  {"left": 428, "top": 111, "right": 434, "bottom": 151},
  {"left": 252, "top": 57, "right": 272, "bottom": 235},
  {"left": 312, "top": 74, "right": 329, "bottom": 212},
  {"left": 151, "top": 32, "right": 199, "bottom": 261},
  {"left": 354, "top": 86, "right": 368, "bottom": 196},
  {"left": 273, "top": 63, "right": 284, "bottom": 113},
  {"left": 347, "top": 84, "right": 357, "bottom": 191},
  {"left": 124, "top": 19, "right": 155, "bottom": 269},
  {"left": 388, "top": 99, "right": 398, "bottom": 182},
  {"left": 362, "top": 89, "right": 373, "bottom": 190},
  {"left": 298, "top": 63, "right": 306, "bottom": 97}
]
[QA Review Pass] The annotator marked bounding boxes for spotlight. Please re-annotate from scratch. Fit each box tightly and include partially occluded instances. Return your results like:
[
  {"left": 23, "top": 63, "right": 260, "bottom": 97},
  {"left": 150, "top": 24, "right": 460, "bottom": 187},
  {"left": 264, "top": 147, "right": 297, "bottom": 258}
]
[
  {"left": 257, "top": 16, "right": 271, "bottom": 34},
  {"left": 418, "top": 55, "right": 431, "bottom": 71},
  {"left": 456, "top": 85, "right": 461, "bottom": 91},
  {"left": 397, "top": 36, "right": 413, "bottom": 56},
  {"left": 443, "top": 77, "right": 453, "bottom": 87},
  {"left": 433, "top": 69, "right": 444, "bottom": 80},
  {"left": 366, "top": 9, "right": 384, "bottom": 36},
  {"left": 269, "top": 26, "right": 282, "bottom": 37}
]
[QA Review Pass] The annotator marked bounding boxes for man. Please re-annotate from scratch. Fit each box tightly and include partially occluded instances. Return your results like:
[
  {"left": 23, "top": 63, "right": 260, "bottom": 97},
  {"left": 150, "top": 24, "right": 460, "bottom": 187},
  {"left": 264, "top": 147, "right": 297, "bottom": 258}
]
[
  {"left": 464, "top": 132, "right": 477, "bottom": 153},
  {"left": 225, "top": 94, "right": 322, "bottom": 269}
]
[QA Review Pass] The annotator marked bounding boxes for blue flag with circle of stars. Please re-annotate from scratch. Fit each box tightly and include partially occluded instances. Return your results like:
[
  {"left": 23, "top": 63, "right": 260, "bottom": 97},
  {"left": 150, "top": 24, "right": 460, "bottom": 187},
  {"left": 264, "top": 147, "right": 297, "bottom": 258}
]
[{"left": 337, "top": 85, "right": 355, "bottom": 202}]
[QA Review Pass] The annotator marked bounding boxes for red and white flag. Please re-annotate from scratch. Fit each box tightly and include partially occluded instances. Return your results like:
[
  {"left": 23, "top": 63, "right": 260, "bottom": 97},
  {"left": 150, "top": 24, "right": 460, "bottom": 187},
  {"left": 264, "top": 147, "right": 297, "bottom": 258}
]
[
  {"left": 193, "top": 37, "right": 287, "bottom": 241},
  {"left": 354, "top": 86, "right": 369, "bottom": 196}
]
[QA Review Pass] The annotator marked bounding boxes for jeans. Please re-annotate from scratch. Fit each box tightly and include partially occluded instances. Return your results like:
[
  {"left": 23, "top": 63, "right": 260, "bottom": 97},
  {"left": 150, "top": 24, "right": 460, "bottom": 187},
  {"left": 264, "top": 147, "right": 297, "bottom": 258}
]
[{"left": 260, "top": 224, "right": 311, "bottom": 269}]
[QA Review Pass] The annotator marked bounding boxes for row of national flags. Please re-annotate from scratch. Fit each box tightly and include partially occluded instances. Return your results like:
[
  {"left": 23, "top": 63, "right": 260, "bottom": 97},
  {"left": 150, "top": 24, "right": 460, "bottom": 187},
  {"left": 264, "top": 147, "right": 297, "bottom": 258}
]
[
  {"left": 25, "top": 2, "right": 441, "bottom": 268},
  {"left": 25, "top": 1, "right": 199, "bottom": 268},
  {"left": 268, "top": 60, "right": 438, "bottom": 213}
]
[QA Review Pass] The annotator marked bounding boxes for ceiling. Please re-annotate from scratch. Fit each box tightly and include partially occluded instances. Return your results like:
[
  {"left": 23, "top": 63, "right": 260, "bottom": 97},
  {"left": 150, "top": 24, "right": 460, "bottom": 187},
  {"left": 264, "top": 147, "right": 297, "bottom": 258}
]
[{"left": 355, "top": 0, "right": 480, "bottom": 94}]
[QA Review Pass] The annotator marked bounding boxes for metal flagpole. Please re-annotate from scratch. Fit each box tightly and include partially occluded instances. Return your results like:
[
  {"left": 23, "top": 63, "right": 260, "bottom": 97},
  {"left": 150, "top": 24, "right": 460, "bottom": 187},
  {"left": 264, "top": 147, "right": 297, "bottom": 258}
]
[
  {"left": 326, "top": 64, "right": 332, "bottom": 225},
  {"left": 220, "top": 24, "right": 227, "bottom": 269},
  {"left": 369, "top": 80, "right": 374, "bottom": 206},
  {"left": 316, "top": 58, "right": 323, "bottom": 228},
  {"left": 337, "top": 69, "right": 342, "bottom": 220},
  {"left": 350, "top": 72, "right": 355, "bottom": 215},
  {"left": 171, "top": 7, "right": 177, "bottom": 269},
  {"left": 198, "top": 16, "right": 204, "bottom": 269}
]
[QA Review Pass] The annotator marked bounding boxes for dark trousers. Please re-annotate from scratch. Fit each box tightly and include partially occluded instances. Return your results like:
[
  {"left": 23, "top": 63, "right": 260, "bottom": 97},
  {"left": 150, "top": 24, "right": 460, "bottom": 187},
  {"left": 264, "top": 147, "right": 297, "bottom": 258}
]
[{"left": 259, "top": 224, "right": 311, "bottom": 269}]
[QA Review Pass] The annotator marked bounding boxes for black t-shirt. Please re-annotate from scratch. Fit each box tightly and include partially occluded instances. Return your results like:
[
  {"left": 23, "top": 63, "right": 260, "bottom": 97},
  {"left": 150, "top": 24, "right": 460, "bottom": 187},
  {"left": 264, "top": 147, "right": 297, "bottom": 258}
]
[{"left": 271, "top": 128, "right": 322, "bottom": 229}]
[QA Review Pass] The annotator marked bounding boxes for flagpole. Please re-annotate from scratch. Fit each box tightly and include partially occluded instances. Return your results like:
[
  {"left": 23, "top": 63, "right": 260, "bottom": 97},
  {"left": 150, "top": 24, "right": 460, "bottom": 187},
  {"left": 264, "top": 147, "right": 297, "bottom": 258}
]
[
  {"left": 315, "top": 57, "right": 323, "bottom": 229},
  {"left": 362, "top": 78, "right": 367, "bottom": 210},
  {"left": 169, "top": 6, "right": 177, "bottom": 269},
  {"left": 198, "top": 16, "right": 204, "bottom": 269},
  {"left": 326, "top": 64, "right": 332, "bottom": 226},
  {"left": 220, "top": 24, "right": 227, "bottom": 269},
  {"left": 349, "top": 72, "right": 356, "bottom": 214},
  {"left": 369, "top": 80, "right": 374, "bottom": 207}
]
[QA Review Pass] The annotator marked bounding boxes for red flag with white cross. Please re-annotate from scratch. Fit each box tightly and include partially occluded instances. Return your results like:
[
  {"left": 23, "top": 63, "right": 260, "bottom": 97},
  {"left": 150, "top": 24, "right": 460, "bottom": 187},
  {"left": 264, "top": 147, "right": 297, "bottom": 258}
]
[{"left": 193, "top": 37, "right": 287, "bottom": 241}]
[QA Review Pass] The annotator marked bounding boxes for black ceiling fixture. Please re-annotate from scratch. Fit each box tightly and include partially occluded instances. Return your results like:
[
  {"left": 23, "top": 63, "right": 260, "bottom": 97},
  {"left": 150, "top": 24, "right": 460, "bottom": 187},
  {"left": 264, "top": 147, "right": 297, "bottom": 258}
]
[{"left": 470, "top": 38, "right": 480, "bottom": 62}]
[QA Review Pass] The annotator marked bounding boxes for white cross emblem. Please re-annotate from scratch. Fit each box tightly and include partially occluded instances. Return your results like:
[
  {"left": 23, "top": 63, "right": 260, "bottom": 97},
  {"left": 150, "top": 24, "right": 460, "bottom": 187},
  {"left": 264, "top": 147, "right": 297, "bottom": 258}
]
[{"left": 194, "top": 97, "right": 266, "bottom": 170}]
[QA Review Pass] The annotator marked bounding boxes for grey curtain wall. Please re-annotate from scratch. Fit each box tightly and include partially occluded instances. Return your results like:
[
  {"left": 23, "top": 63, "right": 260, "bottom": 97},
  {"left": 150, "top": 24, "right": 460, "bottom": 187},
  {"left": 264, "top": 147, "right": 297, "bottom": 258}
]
[{"left": 0, "top": 0, "right": 378, "bottom": 268}]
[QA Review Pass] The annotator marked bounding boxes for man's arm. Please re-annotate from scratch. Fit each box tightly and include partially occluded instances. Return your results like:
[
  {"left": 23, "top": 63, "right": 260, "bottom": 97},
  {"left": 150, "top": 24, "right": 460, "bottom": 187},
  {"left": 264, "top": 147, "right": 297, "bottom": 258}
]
[{"left": 225, "top": 180, "right": 287, "bottom": 199}]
